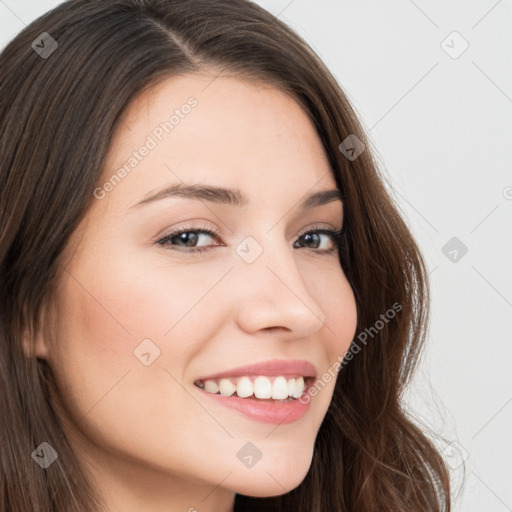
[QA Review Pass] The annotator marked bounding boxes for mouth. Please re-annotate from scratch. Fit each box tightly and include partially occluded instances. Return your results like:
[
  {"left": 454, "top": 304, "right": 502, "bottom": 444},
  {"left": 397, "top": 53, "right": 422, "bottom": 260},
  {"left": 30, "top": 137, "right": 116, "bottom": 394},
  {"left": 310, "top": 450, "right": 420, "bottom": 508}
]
[
  {"left": 193, "top": 375, "right": 314, "bottom": 425},
  {"left": 192, "top": 359, "right": 317, "bottom": 424},
  {"left": 193, "top": 375, "right": 314, "bottom": 403}
]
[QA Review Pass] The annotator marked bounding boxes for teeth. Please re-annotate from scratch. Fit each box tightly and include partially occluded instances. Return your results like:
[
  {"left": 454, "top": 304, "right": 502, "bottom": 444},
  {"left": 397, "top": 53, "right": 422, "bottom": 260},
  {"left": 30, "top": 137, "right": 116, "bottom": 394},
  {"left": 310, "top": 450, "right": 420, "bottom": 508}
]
[
  {"left": 219, "top": 378, "right": 236, "bottom": 397},
  {"left": 271, "top": 376, "right": 289, "bottom": 399},
  {"left": 196, "top": 375, "right": 307, "bottom": 400},
  {"left": 236, "top": 377, "right": 253, "bottom": 398},
  {"left": 287, "top": 378, "right": 295, "bottom": 397},
  {"left": 204, "top": 380, "right": 219, "bottom": 394},
  {"left": 254, "top": 376, "right": 272, "bottom": 399},
  {"left": 293, "top": 377, "right": 304, "bottom": 398}
]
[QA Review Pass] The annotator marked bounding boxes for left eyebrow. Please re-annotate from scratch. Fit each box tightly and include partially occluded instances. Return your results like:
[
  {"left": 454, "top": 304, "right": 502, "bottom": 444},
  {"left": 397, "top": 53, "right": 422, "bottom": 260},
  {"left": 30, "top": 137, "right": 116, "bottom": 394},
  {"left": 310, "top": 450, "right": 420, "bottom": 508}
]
[{"left": 129, "top": 182, "right": 343, "bottom": 211}]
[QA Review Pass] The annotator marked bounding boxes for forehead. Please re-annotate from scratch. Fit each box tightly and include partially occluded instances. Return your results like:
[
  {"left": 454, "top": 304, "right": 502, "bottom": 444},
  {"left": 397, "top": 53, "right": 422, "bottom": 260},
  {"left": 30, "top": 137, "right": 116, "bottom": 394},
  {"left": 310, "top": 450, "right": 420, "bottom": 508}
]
[{"left": 98, "top": 71, "right": 337, "bottom": 214}]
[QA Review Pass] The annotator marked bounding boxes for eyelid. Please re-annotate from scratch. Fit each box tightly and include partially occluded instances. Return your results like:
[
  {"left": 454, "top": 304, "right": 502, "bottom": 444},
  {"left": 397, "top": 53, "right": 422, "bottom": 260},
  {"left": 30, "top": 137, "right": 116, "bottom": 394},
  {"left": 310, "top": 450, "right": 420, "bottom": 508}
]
[
  {"left": 153, "top": 220, "right": 220, "bottom": 243},
  {"left": 296, "top": 222, "right": 341, "bottom": 237},
  {"left": 155, "top": 221, "right": 341, "bottom": 242}
]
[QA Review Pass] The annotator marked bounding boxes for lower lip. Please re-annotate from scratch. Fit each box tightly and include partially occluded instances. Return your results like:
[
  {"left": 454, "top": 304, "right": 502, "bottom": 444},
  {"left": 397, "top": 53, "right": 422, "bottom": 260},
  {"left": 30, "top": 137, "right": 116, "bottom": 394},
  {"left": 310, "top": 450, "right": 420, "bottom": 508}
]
[{"left": 194, "top": 384, "right": 312, "bottom": 425}]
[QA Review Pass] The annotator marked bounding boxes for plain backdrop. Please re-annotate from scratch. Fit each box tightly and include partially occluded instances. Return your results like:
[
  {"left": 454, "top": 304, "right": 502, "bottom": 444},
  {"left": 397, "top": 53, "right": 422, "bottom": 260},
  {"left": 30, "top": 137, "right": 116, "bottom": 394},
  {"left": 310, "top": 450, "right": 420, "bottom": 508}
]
[{"left": 1, "top": 1, "right": 511, "bottom": 510}]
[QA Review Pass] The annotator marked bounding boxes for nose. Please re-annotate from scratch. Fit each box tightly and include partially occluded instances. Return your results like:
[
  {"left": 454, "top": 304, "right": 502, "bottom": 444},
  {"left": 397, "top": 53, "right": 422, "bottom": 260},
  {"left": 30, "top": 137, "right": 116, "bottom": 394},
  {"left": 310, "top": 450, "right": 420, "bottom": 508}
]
[{"left": 233, "top": 236, "right": 326, "bottom": 339}]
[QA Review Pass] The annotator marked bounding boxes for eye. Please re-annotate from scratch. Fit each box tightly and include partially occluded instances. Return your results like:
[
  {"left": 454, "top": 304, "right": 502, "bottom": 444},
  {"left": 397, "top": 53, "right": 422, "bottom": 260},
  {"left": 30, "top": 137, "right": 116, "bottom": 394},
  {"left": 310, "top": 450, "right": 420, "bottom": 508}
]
[
  {"left": 294, "top": 224, "right": 344, "bottom": 254},
  {"left": 155, "top": 222, "right": 221, "bottom": 255},
  {"left": 155, "top": 222, "right": 344, "bottom": 256}
]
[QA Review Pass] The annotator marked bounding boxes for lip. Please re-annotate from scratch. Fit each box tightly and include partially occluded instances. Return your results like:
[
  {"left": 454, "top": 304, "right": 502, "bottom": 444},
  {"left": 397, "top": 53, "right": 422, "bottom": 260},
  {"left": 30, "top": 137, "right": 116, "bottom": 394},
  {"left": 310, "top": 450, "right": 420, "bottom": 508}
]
[
  {"left": 195, "top": 359, "right": 317, "bottom": 382},
  {"left": 196, "top": 389, "right": 312, "bottom": 424}
]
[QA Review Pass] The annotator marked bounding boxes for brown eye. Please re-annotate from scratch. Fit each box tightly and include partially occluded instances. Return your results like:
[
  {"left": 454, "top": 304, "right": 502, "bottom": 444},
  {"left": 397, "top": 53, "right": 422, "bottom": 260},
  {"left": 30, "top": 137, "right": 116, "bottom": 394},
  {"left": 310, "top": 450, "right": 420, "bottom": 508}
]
[
  {"left": 294, "top": 229, "right": 343, "bottom": 254},
  {"left": 157, "top": 227, "right": 220, "bottom": 255}
]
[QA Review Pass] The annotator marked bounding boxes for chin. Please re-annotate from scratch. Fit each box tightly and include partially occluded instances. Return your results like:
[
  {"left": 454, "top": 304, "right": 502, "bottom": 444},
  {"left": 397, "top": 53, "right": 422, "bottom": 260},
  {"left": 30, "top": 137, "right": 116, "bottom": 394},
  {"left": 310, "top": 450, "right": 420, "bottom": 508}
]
[{"left": 230, "top": 459, "right": 311, "bottom": 498}]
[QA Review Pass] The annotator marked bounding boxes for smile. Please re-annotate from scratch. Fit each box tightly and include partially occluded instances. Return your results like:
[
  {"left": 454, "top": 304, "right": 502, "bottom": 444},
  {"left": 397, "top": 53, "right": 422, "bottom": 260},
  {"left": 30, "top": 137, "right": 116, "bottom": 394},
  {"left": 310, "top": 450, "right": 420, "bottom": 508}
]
[
  {"left": 193, "top": 375, "right": 315, "bottom": 425},
  {"left": 194, "top": 375, "right": 309, "bottom": 401}
]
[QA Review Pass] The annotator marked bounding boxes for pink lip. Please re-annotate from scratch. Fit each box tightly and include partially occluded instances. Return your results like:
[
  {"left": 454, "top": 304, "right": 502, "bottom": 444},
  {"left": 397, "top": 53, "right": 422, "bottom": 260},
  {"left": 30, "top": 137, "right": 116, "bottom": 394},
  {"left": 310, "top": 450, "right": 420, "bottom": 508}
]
[
  {"left": 197, "top": 389, "right": 312, "bottom": 424},
  {"left": 196, "top": 359, "right": 317, "bottom": 381}
]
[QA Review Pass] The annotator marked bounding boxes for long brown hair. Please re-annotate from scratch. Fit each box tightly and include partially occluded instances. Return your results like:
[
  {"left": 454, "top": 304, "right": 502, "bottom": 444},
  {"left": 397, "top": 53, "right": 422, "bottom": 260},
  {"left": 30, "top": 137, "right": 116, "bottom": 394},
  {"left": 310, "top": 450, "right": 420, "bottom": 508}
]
[{"left": 0, "top": 0, "right": 451, "bottom": 510}]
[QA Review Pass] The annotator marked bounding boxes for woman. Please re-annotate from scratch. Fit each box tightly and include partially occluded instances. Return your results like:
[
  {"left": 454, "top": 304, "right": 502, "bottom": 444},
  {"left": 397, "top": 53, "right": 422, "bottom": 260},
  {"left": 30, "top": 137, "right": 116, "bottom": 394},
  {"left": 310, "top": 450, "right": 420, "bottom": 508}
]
[{"left": 0, "top": 0, "right": 451, "bottom": 510}]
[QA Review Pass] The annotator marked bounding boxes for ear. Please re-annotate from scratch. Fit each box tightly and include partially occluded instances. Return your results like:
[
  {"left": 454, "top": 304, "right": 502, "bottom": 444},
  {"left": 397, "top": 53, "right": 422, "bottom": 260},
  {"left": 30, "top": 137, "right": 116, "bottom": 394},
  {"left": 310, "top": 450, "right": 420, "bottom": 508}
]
[
  {"left": 22, "top": 326, "right": 50, "bottom": 359},
  {"left": 21, "top": 307, "right": 51, "bottom": 360}
]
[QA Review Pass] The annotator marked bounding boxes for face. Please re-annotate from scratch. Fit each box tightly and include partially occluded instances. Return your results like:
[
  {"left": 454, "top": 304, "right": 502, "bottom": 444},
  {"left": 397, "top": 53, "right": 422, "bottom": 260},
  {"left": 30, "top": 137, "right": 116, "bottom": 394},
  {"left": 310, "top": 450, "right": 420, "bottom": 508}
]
[{"left": 34, "top": 71, "right": 358, "bottom": 509}]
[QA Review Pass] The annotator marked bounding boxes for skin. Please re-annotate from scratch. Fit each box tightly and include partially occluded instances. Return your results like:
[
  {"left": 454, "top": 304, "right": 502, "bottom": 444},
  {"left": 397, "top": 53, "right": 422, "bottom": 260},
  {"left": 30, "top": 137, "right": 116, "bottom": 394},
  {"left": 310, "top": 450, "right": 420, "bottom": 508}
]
[{"left": 29, "top": 70, "right": 358, "bottom": 512}]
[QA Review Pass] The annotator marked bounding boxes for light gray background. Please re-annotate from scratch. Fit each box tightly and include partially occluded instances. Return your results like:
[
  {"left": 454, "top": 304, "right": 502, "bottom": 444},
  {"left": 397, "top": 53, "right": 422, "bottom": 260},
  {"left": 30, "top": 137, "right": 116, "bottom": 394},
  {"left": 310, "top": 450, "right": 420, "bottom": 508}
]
[{"left": 1, "top": 1, "right": 511, "bottom": 510}]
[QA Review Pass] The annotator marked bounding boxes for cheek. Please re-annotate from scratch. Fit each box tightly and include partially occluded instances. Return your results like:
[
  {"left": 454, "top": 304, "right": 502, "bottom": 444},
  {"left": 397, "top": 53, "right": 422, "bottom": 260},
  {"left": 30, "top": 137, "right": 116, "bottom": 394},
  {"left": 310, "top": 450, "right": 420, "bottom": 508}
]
[
  {"left": 50, "top": 244, "right": 227, "bottom": 410},
  {"left": 289, "top": 267, "right": 357, "bottom": 414},
  {"left": 48, "top": 271, "right": 138, "bottom": 430},
  {"left": 311, "top": 262, "right": 358, "bottom": 347},
  {"left": 330, "top": 283, "right": 358, "bottom": 351},
  {"left": 50, "top": 256, "right": 194, "bottom": 393},
  {"left": 62, "top": 239, "right": 215, "bottom": 342},
  {"left": 84, "top": 241, "right": 229, "bottom": 338},
  {"left": 48, "top": 264, "right": 211, "bottom": 471},
  {"left": 321, "top": 275, "right": 358, "bottom": 378}
]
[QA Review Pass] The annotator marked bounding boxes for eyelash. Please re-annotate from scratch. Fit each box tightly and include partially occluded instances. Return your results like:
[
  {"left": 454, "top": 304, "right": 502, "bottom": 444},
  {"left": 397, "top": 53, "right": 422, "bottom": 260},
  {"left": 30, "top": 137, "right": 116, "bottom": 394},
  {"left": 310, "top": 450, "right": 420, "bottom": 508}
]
[{"left": 155, "top": 222, "right": 344, "bottom": 256}]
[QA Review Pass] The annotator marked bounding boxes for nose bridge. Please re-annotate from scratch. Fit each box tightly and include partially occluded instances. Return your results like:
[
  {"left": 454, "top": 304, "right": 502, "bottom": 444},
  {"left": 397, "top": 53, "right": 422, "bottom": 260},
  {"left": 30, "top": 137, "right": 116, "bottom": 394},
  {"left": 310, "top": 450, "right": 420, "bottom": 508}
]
[{"left": 233, "top": 231, "right": 325, "bottom": 335}]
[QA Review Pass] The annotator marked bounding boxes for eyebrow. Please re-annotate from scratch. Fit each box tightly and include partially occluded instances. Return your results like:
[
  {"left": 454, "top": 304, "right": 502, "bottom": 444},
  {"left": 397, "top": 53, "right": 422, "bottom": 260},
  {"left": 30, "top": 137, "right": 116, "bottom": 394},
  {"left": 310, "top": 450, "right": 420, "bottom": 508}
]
[{"left": 129, "top": 182, "right": 343, "bottom": 211}]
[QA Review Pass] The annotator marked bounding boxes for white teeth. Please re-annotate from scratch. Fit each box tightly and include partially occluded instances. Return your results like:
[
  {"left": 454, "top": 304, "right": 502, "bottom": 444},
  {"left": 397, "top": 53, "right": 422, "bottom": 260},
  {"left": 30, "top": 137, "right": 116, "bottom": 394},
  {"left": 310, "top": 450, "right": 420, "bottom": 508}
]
[
  {"left": 287, "top": 378, "right": 295, "bottom": 397},
  {"left": 271, "top": 376, "right": 289, "bottom": 399},
  {"left": 198, "top": 375, "right": 307, "bottom": 400},
  {"left": 219, "top": 378, "right": 236, "bottom": 397},
  {"left": 253, "top": 376, "right": 272, "bottom": 399},
  {"left": 292, "top": 376, "right": 305, "bottom": 398},
  {"left": 236, "top": 377, "right": 253, "bottom": 398},
  {"left": 204, "top": 380, "right": 219, "bottom": 394}
]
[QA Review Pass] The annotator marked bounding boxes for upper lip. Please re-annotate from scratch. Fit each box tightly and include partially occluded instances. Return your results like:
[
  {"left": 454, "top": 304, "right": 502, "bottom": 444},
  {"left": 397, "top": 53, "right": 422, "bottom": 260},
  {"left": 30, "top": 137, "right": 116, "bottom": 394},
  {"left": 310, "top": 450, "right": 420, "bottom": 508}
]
[{"left": 196, "top": 359, "right": 317, "bottom": 381}]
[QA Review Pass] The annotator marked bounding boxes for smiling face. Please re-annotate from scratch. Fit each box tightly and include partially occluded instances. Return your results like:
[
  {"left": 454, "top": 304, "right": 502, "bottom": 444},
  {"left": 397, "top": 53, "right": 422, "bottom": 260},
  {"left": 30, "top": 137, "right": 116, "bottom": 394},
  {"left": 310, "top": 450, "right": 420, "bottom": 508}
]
[{"left": 35, "top": 71, "right": 358, "bottom": 510}]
